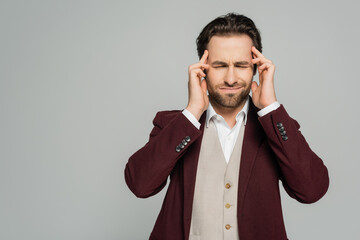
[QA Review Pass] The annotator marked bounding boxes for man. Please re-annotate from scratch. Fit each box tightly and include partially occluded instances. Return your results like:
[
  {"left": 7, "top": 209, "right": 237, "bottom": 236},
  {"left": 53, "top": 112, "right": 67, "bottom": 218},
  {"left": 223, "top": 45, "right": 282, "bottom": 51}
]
[{"left": 124, "top": 13, "right": 329, "bottom": 240}]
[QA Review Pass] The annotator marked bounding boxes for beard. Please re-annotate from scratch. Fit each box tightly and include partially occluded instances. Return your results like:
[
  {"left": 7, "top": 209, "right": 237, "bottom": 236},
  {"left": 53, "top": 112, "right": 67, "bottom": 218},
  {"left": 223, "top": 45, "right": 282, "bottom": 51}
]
[{"left": 206, "top": 77, "right": 252, "bottom": 109}]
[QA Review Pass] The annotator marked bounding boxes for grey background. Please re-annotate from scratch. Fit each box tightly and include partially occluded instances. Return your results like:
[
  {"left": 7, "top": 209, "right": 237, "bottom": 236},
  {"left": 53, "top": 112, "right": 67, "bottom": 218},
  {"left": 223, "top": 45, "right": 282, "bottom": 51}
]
[{"left": 0, "top": 0, "right": 359, "bottom": 239}]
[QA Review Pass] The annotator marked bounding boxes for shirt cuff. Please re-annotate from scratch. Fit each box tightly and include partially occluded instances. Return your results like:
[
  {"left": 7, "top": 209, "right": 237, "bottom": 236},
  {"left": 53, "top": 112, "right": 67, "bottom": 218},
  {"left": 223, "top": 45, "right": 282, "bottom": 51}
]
[
  {"left": 257, "top": 101, "right": 281, "bottom": 117},
  {"left": 182, "top": 109, "right": 201, "bottom": 130}
]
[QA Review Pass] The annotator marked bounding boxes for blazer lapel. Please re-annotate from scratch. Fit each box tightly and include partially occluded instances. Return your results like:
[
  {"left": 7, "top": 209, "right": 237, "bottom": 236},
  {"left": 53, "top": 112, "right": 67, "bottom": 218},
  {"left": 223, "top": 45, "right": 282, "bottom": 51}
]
[{"left": 237, "top": 97, "right": 265, "bottom": 214}]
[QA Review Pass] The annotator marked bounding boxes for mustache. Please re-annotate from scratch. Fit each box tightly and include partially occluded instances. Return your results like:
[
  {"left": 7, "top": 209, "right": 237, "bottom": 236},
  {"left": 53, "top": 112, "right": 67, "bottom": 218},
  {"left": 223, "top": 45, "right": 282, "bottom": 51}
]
[{"left": 217, "top": 82, "right": 246, "bottom": 88}]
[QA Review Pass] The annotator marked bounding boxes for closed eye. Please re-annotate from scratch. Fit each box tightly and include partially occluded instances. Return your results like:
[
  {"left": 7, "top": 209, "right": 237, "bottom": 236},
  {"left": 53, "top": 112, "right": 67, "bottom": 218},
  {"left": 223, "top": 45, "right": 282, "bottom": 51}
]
[{"left": 213, "top": 66, "right": 248, "bottom": 68}]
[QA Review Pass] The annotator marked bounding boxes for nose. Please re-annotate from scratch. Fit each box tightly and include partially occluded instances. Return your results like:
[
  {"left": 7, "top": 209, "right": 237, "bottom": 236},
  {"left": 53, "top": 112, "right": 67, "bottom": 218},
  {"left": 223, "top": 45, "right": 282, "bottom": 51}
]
[{"left": 224, "top": 66, "right": 237, "bottom": 86}]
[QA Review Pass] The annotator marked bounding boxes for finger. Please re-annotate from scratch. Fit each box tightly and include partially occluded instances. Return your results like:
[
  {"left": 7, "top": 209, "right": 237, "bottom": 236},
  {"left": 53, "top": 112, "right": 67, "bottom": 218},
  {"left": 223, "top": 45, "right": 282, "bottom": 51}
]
[
  {"left": 201, "top": 78, "right": 207, "bottom": 93},
  {"left": 189, "top": 62, "right": 210, "bottom": 71},
  {"left": 200, "top": 49, "right": 209, "bottom": 64},
  {"left": 251, "top": 81, "right": 258, "bottom": 93},
  {"left": 191, "top": 68, "right": 206, "bottom": 78},
  {"left": 251, "top": 57, "right": 272, "bottom": 65},
  {"left": 258, "top": 62, "right": 274, "bottom": 71},
  {"left": 251, "top": 46, "right": 264, "bottom": 58}
]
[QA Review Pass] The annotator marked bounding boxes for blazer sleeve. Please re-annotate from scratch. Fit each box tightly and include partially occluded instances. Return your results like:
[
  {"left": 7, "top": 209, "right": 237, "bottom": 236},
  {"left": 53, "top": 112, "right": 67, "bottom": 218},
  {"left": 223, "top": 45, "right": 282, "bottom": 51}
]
[
  {"left": 124, "top": 110, "right": 203, "bottom": 198},
  {"left": 258, "top": 104, "right": 330, "bottom": 204}
]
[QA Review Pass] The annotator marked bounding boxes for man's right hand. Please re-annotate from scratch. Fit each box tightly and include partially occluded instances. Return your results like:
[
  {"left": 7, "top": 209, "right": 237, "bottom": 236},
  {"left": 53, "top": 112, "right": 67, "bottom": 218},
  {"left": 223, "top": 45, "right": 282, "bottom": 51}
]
[{"left": 186, "top": 50, "right": 210, "bottom": 121}]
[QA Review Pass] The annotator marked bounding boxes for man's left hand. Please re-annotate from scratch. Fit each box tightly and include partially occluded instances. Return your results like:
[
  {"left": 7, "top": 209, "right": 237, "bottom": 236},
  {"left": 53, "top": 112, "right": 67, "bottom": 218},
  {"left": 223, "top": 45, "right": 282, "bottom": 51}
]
[{"left": 250, "top": 46, "right": 277, "bottom": 109}]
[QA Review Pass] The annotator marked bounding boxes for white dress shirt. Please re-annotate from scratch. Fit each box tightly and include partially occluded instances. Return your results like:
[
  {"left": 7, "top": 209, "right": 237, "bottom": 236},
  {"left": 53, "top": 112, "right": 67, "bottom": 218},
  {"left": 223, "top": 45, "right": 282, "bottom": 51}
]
[{"left": 182, "top": 95, "right": 280, "bottom": 163}]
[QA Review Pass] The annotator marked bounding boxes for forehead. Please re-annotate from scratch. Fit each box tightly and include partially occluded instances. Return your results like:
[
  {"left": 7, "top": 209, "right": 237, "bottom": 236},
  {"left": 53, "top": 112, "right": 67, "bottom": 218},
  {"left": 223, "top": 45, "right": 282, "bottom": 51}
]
[{"left": 207, "top": 34, "right": 253, "bottom": 61}]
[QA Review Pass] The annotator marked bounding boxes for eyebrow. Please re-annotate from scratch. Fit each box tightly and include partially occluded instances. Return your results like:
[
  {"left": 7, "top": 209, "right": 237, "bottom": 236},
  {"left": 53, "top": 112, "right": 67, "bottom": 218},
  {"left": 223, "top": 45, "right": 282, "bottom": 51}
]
[{"left": 211, "top": 60, "right": 251, "bottom": 65}]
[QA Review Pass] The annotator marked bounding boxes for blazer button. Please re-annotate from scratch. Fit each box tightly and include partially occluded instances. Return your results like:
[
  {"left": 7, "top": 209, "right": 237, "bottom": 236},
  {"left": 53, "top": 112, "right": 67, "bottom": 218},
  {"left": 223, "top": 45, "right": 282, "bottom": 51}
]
[
  {"left": 182, "top": 139, "right": 187, "bottom": 145},
  {"left": 179, "top": 143, "right": 185, "bottom": 149},
  {"left": 175, "top": 146, "right": 181, "bottom": 152},
  {"left": 185, "top": 136, "right": 191, "bottom": 142},
  {"left": 280, "top": 130, "right": 287, "bottom": 136},
  {"left": 277, "top": 122, "right": 283, "bottom": 128},
  {"left": 278, "top": 126, "right": 285, "bottom": 131},
  {"left": 282, "top": 135, "right": 288, "bottom": 141}
]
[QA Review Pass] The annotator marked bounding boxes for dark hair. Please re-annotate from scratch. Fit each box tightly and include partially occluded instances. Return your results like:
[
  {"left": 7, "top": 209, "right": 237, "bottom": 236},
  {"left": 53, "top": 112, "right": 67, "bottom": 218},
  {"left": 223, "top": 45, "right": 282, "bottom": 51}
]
[{"left": 196, "top": 12, "right": 262, "bottom": 75}]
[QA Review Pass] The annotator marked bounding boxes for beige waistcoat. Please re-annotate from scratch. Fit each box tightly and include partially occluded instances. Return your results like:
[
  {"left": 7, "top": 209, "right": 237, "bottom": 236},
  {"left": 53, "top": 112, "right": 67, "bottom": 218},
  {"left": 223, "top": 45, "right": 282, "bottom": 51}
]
[{"left": 189, "top": 118, "right": 245, "bottom": 240}]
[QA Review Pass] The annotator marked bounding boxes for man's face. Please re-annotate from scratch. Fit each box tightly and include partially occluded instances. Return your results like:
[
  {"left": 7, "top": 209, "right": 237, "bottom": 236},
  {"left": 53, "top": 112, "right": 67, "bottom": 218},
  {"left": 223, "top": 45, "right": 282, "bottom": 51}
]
[{"left": 205, "top": 34, "right": 254, "bottom": 109}]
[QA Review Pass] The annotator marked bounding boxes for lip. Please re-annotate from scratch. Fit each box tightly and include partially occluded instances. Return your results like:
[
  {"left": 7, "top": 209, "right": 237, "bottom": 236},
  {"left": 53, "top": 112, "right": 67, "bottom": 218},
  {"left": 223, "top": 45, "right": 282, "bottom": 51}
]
[{"left": 220, "top": 87, "right": 243, "bottom": 92}]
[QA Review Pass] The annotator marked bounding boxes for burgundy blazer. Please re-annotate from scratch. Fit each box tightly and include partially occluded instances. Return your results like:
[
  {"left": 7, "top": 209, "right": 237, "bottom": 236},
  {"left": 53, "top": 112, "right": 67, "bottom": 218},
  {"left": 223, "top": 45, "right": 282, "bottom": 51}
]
[{"left": 124, "top": 97, "right": 329, "bottom": 240}]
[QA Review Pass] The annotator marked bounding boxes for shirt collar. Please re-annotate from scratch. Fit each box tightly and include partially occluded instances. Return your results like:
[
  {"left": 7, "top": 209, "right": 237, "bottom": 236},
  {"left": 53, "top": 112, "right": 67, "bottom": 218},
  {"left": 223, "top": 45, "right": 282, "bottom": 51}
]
[{"left": 205, "top": 95, "right": 250, "bottom": 128}]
